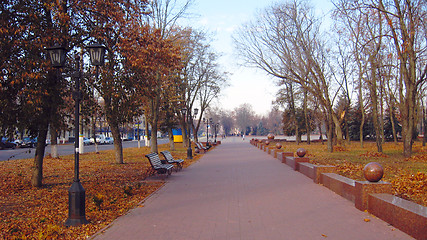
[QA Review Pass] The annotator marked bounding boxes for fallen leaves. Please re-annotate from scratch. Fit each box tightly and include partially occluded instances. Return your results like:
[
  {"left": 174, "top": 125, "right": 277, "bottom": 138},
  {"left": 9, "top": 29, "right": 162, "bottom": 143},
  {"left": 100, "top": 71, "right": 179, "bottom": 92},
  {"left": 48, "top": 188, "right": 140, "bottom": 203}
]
[
  {"left": 289, "top": 141, "right": 427, "bottom": 207},
  {"left": 333, "top": 146, "right": 348, "bottom": 152},
  {"left": 391, "top": 172, "right": 427, "bottom": 204},
  {"left": 0, "top": 143, "right": 200, "bottom": 239},
  {"left": 360, "top": 151, "right": 389, "bottom": 158}
]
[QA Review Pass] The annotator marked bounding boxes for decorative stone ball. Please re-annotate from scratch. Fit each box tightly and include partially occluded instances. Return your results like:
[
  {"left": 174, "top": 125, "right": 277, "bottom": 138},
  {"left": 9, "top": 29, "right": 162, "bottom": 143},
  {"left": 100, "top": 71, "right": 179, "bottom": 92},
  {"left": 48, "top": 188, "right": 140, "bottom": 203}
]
[
  {"left": 275, "top": 143, "right": 282, "bottom": 149},
  {"left": 296, "top": 148, "right": 307, "bottom": 157},
  {"left": 363, "top": 162, "right": 384, "bottom": 182},
  {"left": 265, "top": 140, "right": 270, "bottom": 145},
  {"left": 267, "top": 134, "right": 275, "bottom": 140}
]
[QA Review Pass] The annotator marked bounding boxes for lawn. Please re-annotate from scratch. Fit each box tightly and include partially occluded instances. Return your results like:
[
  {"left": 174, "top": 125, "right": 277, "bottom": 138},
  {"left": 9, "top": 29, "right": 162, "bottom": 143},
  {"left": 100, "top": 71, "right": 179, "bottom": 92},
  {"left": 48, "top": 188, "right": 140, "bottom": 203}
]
[
  {"left": 0, "top": 143, "right": 201, "bottom": 239},
  {"left": 275, "top": 140, "right": 427, "bottom": 207}
]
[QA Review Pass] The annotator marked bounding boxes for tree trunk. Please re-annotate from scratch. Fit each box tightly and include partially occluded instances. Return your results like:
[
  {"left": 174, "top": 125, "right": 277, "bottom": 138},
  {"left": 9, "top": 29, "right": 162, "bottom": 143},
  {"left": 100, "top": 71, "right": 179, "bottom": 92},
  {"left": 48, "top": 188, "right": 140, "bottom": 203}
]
[
  {"left": 380, "top": 82, "right": 385, "bottom": 145},
  {"left": 332, "top": 113, "right": 343, "bottom": 146},
  {"left": 31, "top": 123, "right": 49, "bottom": 187},
  {"left": 369, "top": 56, "right": 383, "bottom": 152},
  {"left": 345, "top": 104, "right": 350, "bottom": 145},
  {"left": 389, "top": 101, "right": 398, "bottom": 145},
  {"left": 150, "top": 94, "right": 160, "bottom": 153},
  {"left": 110, "top": 123, "right": 123, "bottom": 164},
  {"left": 359, "top": 76, "right": 365, "bottom": 148},
  {"left": 401, "top": 87, "right": 416, "bottom": 157},
  {"left": 318, "top": 122, "right": 323, "bottom": 145},
  {"left": 168, "top": 127, "right": 175, "bottom": 151},
  {"left": 50, "top": 125, "right": 58, "bottom": 158},
  {"left": 288, "top": 83, "right": 299, "bottom": 145},
  {"left": 181, "top": 122, "right": 188, "bottom": 148},
  {"left": 93, "top": 116, "right": 99, "bottom": 153},
  {"left": 371, "top": 85, "right": 383, "bottom": 152},
  {"left": 423, "top": 103, "right": 426, "bottom": 147},
  {"left": 304, "top": 89, "right": 310, "bottom": 144},
  {"left": 326, "top": 112, "right": 334, "bottom": 152}
]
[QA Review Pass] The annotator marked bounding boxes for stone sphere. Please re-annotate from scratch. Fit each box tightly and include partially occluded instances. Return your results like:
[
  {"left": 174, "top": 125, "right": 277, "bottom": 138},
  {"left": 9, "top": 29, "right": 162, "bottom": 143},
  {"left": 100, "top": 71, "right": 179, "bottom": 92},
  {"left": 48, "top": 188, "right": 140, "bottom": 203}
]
[
  {"left": 296, "top": 148, "right": 307, "bottom": 157},
  {"left": 275, "top": 143, "right": 282, "bottom": 149},
  {"left": 363, "top": 162, "right": 384, "bottom": 182},
  {"left": 265, "top": 140, "right": 270, "bottom": 145},
  {"left": 267, "top": 134, "right": 275, "bottom": 140}
]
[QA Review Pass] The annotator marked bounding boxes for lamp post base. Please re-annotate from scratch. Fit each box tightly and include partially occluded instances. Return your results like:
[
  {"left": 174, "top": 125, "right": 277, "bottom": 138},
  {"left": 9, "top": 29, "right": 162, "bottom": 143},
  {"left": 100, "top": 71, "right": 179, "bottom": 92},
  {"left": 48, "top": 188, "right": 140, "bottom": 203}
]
[{"left": 65, "top": 181, "right": 88, "bottom": 227}]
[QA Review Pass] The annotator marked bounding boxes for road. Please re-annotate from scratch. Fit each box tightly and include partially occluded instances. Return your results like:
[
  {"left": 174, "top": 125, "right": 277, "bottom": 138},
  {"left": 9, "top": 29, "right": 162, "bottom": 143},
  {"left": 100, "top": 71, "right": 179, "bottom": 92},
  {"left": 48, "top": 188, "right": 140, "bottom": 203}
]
[{"left": 0, "top": 138, "right": 169, "bottom": 161}]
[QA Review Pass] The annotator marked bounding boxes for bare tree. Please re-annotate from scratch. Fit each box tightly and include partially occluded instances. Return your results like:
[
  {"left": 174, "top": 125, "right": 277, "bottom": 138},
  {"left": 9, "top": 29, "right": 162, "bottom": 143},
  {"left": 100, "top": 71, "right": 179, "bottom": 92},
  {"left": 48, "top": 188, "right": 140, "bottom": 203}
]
[
  {"left": 234, "top": 103, "right": 256, "bottom": 135},
  {"left": 234, "top": 0, "right": 343, "bottom": 152},
  {"left": 375, "top": 0, "right": 427, "bottom": 156},
  {"left": 179, "top": 29, "right": 228, "bottom": 143}
]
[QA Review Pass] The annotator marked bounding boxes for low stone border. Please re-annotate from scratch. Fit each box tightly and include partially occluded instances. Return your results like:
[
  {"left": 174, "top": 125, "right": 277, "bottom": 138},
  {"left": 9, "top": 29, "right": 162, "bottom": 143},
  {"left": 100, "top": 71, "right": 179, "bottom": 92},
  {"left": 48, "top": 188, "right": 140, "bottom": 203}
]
[
  {"left": 277, "top": 152, "right": 293, "bottom": 163},
  {"left": 298, "top": 162, "right": 336, "bottom": 184},
  {"left": 368, "top": 193, "right": 427, "bottom": 240},
  {"left": 285, "top": 156, "right": 309, "bottom": 171},
  {"left": 250, "top": 141, "right": 427, "bottom": 239},
  {"left": 321, "top": 173, "right": 356, "bottom": 202}
]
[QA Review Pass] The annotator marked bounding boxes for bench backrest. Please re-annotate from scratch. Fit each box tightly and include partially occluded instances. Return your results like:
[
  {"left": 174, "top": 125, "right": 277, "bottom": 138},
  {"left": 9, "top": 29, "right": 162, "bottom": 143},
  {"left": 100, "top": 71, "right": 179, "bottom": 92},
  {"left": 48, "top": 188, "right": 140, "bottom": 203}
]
[
  {"left": 145, "top": 152, "right": 162, "bottom": 167},
  {"left": 195, "top": 142, "right": 203, "bottom": 149},
  {"left": 160, "top": 151, "right": 173, "bottom": 161}
]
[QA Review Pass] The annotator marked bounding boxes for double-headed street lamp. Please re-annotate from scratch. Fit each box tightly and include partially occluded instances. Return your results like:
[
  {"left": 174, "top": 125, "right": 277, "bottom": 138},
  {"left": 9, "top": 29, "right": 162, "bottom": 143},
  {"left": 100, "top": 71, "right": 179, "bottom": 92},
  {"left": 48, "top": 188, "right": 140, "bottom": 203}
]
[
  {"left": 203, "top": 117, "right": 209, "bottom": 147},
  {"left": 181, "top": 108, "right": 198, "bottom": 159},
  {"left": 46, "top": 43, "right": 106, "bottom": 227}
]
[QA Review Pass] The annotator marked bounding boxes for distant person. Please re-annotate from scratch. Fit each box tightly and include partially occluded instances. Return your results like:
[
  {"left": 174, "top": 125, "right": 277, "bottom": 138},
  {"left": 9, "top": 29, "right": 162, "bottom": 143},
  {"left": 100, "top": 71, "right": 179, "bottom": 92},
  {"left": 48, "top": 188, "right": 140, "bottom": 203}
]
[{"left": 242, "top": 134, "right": 245, "bottom": 141}]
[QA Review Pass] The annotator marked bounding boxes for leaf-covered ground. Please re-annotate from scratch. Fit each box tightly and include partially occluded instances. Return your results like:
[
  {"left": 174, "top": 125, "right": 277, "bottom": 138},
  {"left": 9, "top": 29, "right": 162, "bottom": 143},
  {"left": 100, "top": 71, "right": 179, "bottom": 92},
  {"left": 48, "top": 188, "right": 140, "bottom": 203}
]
[
  {"left": 276, "top": 140, "right": 427, "bottom": 207},
  {"left": 0, "top": 143, "right": 202, "bottom": 239},
  {"left": 1, "top": 140, "right": 426, "bottom": 239}
]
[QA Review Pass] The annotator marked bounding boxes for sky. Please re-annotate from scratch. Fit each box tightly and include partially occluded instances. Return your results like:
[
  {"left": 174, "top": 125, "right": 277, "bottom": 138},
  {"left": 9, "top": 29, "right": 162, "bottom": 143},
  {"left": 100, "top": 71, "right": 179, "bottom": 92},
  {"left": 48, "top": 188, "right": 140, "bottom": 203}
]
[{"left": 180, "top": 0, "right": 334, "bottom": 116}]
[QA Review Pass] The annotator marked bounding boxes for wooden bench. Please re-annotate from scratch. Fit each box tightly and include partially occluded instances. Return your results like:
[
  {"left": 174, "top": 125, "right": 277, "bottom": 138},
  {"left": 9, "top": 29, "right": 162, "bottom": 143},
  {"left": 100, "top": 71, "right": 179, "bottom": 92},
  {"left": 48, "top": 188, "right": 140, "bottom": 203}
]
[
  {"left": 161, "top": 151, "right": 184, "bottom": 171},
  {"left": 195, "top": 142, "right": 208, "bottom": 153},
  {"left": 145, "top": 152, "right": 174, "bottom": 177}
]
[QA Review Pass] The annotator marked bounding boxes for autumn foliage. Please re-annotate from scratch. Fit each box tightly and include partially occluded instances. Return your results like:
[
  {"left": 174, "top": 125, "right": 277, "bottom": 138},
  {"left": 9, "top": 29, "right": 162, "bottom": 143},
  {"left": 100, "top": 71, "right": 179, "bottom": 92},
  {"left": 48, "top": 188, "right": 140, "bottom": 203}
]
[{"left": 0, "top": 143, "right": 200, "bottom": 239}]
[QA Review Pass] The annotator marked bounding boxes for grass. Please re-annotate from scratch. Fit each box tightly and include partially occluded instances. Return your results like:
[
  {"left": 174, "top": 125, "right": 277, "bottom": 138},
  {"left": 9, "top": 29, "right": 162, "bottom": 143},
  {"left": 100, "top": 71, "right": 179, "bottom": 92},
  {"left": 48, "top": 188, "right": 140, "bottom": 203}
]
[{"left": 271, "top": 140, "right": 427, "bottom": 207}]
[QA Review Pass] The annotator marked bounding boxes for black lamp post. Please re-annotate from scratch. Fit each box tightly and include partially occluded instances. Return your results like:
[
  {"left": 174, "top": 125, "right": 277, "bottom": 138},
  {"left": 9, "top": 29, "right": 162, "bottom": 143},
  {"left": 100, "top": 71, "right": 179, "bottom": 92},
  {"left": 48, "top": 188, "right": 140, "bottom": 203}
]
[
  {"left": 215, "top": 123, "right": 219, "bottom": 143},
  {"left": 203, "top": 118, "right": 209, "bottom": 147},
  {"left": 208, "top": 118, "right": 213, "bottom": 147},
  {"left": 46, "top": 43, "right": 106, "bottom": 227},
  {"left": 87, "top": 44, "right": 106, "bottom": 154}
]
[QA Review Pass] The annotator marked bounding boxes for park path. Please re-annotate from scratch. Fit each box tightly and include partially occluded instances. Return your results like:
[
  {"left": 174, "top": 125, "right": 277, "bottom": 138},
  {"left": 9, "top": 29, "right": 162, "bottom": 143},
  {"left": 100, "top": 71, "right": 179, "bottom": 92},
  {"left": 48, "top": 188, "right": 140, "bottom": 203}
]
[{"left": 92, "top": 137, "right": 412, "bottom": 240}]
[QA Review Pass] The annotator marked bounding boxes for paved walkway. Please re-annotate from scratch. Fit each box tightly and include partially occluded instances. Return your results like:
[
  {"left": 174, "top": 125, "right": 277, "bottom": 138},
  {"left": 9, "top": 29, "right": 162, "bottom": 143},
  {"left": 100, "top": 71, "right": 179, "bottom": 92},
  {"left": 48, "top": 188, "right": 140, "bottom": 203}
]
[{"left": 92, "top": 137, "right": 412, "bottom": 240}]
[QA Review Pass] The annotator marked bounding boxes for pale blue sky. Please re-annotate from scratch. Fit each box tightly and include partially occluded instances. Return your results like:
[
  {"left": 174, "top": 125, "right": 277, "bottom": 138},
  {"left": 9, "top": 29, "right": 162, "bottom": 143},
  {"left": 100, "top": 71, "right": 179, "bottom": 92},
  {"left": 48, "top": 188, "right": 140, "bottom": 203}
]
[{"left": 181, "top": 0, "right": 334, "bottom": 116}]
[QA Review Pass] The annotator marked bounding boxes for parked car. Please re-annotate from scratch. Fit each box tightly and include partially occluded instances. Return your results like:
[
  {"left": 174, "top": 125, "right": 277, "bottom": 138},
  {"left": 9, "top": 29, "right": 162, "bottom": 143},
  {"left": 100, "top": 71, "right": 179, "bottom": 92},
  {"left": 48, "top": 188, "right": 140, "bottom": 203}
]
[
  {"left": 0, "top": 140, "right": 16, "bottom": 150},
  {"left": 14, "top": 139, "right": 23, "bottom": 146},
  {"left": 83, "top": 137, "right": 91, "bottom": 145},
  {"left": 105, "top": 137, "right": 114, "bottom": 144},
  {"left": 20, "top": 137, "right": 37, "bottom": 148},
  {"left": 90, "top": 134, "right": 106, "bottom": 144}
]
